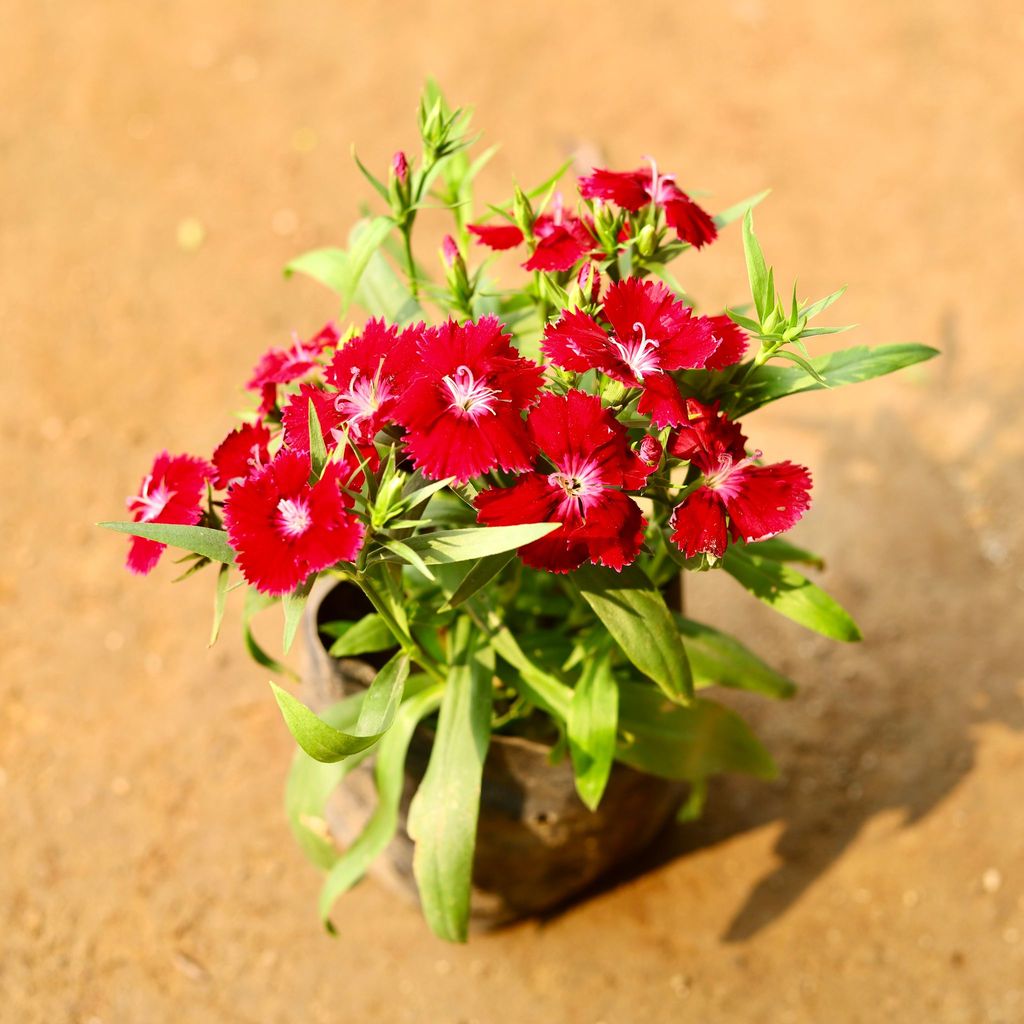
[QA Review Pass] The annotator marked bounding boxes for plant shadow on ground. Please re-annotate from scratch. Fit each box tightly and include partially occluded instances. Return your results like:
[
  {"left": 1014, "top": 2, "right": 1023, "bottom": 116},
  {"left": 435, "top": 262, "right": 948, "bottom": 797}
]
[{"left": 544, "top": 369, "right": 1024, "bottom": 942}]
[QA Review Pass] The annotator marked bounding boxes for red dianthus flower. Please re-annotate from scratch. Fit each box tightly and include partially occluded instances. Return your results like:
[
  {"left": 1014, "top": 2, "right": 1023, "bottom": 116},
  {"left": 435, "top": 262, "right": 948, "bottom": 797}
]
[
  {"left": 394, "top": 315, "right": 543, "bottom": 483},
  {"left": 222, "top": 449, "right": 365, "bottom": 596},
  {"left": 668, "top": 401, "right": 812, "bottom": 558},
  {"left": 469, "top": 197, "right": 596, "bottom": 273},
  {"left": 475, "top": 390, "right": 649, "bottom": 573},
  {"left": 246, "top": 322, "right": 340, "bottom": 415},
  {"left": 542, "top": 277, "right": 721, "bottom": 426},
  {"left": 578, "top": 162, "right": 718, "bottom": 249},
  {"left": 211, "top": 421, "right": 272, "bottom": 490},
  {"left": 125, "top": 452, "right": 213, "bottom": 575}
]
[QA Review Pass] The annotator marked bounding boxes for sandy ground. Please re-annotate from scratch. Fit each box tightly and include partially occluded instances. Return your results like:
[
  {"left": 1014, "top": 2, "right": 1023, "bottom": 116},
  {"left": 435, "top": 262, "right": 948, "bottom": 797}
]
[{"left": 3, "top": 1, "right": 1024, "bottom": 1021}]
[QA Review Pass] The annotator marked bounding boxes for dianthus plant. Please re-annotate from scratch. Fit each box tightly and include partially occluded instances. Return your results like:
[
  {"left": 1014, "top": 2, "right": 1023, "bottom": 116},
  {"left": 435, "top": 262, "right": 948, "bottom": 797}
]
[{"left": 102, "top": 85, "right": 936, "bottom": 942}]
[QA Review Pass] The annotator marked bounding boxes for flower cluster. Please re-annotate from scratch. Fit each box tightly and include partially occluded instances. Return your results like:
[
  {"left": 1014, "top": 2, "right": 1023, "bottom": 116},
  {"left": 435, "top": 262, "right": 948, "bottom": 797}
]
[{"left": 122, "top": 262, "right": 812, "bottom": 592}]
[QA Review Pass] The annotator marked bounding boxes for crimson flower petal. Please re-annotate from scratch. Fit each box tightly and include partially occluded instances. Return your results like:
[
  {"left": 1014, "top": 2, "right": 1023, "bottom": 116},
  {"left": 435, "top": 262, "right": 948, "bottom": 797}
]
[
  {"left": 211, "top": 421, "right": 272, "bottom": 489},
  {"left": 722, "top": 462, "right": 813, "bottom": 545},
  {"left": 468, "top": 223, "right": 525, "bottom": 251},
  {"left": 577, "top": 168, "right": 651, "bottom": 211},
  {"left": 702, "top": 315, "right": 749, "bottom": 370},
  {"left": 670, "top": 488, "right": 729, "bottom": 559},
  {"left": 663, "top": 192, "right": 718, "bottom": 248}
]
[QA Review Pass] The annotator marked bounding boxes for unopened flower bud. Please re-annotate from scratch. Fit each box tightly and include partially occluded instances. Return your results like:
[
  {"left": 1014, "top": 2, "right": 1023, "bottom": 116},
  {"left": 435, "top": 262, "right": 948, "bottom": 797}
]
[
  {"left": 636, "top": 224, "right": 657, "bottom": 257},
  {"left": 391, "top": 150, "right": 409, "bottom": 185},
  {"left": 512, "top": 185, "right": 535, "bottom": 239},
  {"left": 441, "top": 234, "right": 460, "bottom": 268},
  {"left": 577, "top": 262, "right": 602, "bottom": 304},
  {"left": 637, "top": 435, "right": 663, "bottom": 468}
]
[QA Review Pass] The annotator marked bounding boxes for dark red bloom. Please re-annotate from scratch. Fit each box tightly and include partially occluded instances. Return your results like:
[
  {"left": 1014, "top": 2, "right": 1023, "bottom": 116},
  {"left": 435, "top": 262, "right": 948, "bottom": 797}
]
[
  {"left": 475, "top": 391, "right": 648, "bottom": 573},
  {"left": 668, "top": 401, "right": 812, "bottom": 558},
  {"left": 394, "top": 315, "right": 543, "bottom": 483},
  {"left": 247, "top": 322, "right": 340, "bottom": 414},
  {"left": 469, "top": 200, "right": 595, "bottom": 273},
  {"left": 702, "top": 315, "right": 749, "bottom": 370},
  {"left": 222, "top": 449, "right": 365, "bottom": 596},
  {"left": 542, "top": 277, "right": 721, "bottom": 426},
  {"left": 125, "top": 452, "right": 213, "bottom": 575},
  {"left": 578, "top": 163, "right": 717, "bottom": 249},
  {"left": 211, "top": 421, "right": 272, "bottom": 489},
  {"left": 280, "top": 384, "right": 344, "bottom": 453},
  {"left": 325, "top": 319, "right": 419, "bottom": 445}
]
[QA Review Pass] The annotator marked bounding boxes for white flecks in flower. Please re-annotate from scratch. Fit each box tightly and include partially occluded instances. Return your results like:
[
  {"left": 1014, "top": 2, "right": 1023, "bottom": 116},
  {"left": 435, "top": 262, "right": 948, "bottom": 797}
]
[
  {"left": 276, "top": 496, "right": 313, "bottom": 538},
  {"left": 442, "top": 365, "right": 501, "bottom": 418},
  {"left": 610, "top": 320, "right": 662, "bottom": 381},
  {"left": 130, "top": 474, "right": 174, "bottom": 522}
]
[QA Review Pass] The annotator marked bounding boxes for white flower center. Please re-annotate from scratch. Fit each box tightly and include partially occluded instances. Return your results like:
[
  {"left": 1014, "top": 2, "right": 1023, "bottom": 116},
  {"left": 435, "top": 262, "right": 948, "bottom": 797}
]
[
  {"left": 548, "top": 456, "right": 603, "bottom": 515},
  {"left": 610, "top": 320, "right": 662, "bottom": 381},
  {"left": 130, "top": 474, "right": 174, "bottom": 522},
  {"left": 276, "top": 496, "right": 313, "bottom": 537},
  {"left": 334, "top": 365, "right": 394, "bottom": 433},
  {"left": 703, "top": 450, "right": 762, "bottom": 500},
  {"left": 442, "top": 365, "right": 501, "bottom": 418}
]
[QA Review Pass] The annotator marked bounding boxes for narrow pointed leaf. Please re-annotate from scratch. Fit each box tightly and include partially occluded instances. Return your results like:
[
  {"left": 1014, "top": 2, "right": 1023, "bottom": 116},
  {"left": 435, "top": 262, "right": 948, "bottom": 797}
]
[
  {"left": 733, "top": 343, "right": 939, "bottom": 415},
  {"left": 714, "top": 189, "right": 771, "bottom": 229},
  {"left": 307, "top": 399, "right": 328, "bottom": 480},
  {"left": 242, "top": 588, "right": 294, "bottom": 678},
  {"left": 742, "top": 209, "right": 771, "bottom": 322},
  {"left": 676, "top": 616, "right": 796, "bottom": 698},
  {"left": 209, "top": 563, "right": 231, "bottom": 647},
  {"left": 617, "top": 685, "right": 776, "bottom": 781},
  {"left": 722, "top": 547, "right": 861, "bottom": 642},
  {"left": 284, "top": 246, "right": 347, "bottom": 293},
  {"left": 319, "top": 684, "right": 444, "bottom": 926},
  {"left": 746, "top": 537, "right": 825, "bottom": 569},
  {"left": 327, "top": 613, "right": 398, "bottom": 658},
  {"left": 567, "top": 650, "right": 619, "bottom": 810},
  {"left": 799, "top": 285, "right": 847, "bottom": 321},
  {"left": 574, "top": 564, "right": 693, "bottom": 704},
  {"left": 99, "top": 521, "right": 236, "bottom": 565},
  {"left": 439, "top": 551, "right": 515, "bottom": 610},
  {"left": 407, "top": 620, "right": 493, "bottom": 943},
  {"left": 402, "top": 523, "right": 559, "bottom": 564},
  {"left": 282, "top": 574, "right": 315, "bottom": 654},
  {"left": 270, "top": 652, "right": 411, "bottom": 762}
]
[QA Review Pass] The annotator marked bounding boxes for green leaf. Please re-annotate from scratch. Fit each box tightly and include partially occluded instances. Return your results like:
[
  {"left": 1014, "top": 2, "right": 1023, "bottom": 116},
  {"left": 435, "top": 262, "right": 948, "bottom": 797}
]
[
  {"left": 284, "top": 690, "right": 372, "bottom": 870},
  {"left": 351, "top": 147, "right": 390, "bottom": 201},
  {"left": 282, "top": 574, "right": 315, "bottom": 655},
  {"left": 676, "top": 616, "right": 796, "bottom": 698},
  {"left": 319, "top": 683, "right": 444, "bottom": 926},
  {"left": 746, "top": 537, "right": 825, "bottom": 570},
  {"left": 270, "top": 652, "right": 411, "bottom": 763},
  {"left": 733, "top": 343, "right": 939, "bottom": 416},
  {"left": 567, "top": 649, "right": 619, "bottom": 810},
  {"left": 401, "top": 523, "right": 560, "bottom": 565},
  {"left": 713, "top": 188, "right": 770, "bottom": 229},
  {"left": 209, "top": 563, "right": 232, "bottom": 647},
  {"left": 284, "top": 247, "right": 347, "bottom": 293},
  {"left": 358, "top": 244, "right": 421, "bottom": 323},
  {"left": 742, "top": 208, "right": 772, "bottom": 322},
  {"left": 98, "top": 521, "right": 235, "bottom": 565},
  {"left": 486, "top": 623, "right": 572, "bottom": 721},
  {"left": 799, "top": 285, "right": 846, "bottom": 321},
  {"left": 339, "top": 217, "right": 396, "bottom": 314},
  {"left": 573, "top": 564, "right": 693, "bottom": 704},
  {"left": 770, "top": 348, "right": 830, "bottom": 386},
  {"left": 307, "top": 399, "right": 328, "bottom": 480},
  {"left": 327, "top": 613, "right": 398, "bottom": 658},
  {"left": 407, "top": 620, "right": 494, "bottom": 943},
  {"left": 617, "top": 684, "right": 776, "bottom": 781},
  {"left": 242, "top": 588, "right": 293, "bottom": 677},
  {"left": 439, "top": 552, "right": 515, "bottom": 610},
  {"left": 381, "top": 539, "right": 437, "bottom": 583},
  {"left": 722, "top": 548, "right": 862, "bottom": 642}
]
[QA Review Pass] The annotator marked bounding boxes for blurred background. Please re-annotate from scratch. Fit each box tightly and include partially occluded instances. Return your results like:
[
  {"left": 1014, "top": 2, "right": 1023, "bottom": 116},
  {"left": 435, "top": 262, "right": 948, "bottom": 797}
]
[{"left": 3, "top": 2, "right": 1023, "bottom": 1021}]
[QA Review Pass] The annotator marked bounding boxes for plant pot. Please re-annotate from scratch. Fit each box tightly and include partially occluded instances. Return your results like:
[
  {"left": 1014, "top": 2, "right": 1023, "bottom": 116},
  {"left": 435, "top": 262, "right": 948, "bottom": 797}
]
[{"left": 300, "top": 579, "right": 686, "bottom": 926}]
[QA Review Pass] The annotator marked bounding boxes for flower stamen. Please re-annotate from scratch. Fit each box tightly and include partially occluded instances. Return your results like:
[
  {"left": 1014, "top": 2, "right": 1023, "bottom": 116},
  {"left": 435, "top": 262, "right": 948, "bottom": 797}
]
[
  {"left": 276, "top": 496, "right": 313, "bottom": 538},
  {"left": 442, "top": 365, "right": 502, "bottom": 418}
]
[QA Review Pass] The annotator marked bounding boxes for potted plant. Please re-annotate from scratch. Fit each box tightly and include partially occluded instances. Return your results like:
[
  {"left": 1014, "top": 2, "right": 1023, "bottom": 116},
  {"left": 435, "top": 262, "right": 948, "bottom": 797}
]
[{"left": 101, "top": 84, "right": 937, "bottom": 942}]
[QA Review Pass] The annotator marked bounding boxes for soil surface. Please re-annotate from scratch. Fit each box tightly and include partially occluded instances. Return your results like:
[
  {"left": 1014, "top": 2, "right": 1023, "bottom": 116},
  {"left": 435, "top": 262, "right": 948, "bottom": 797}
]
[{"left": 4, "top": 2, "right": 1023, "bottom": 1022}]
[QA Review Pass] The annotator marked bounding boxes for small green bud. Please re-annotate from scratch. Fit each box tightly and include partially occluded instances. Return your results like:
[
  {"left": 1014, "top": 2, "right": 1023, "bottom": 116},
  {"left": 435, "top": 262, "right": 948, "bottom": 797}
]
[
  {"left": 636, "top": 224, "right": 657, "bottom": 257},
  {"left": 512, "top": 186, "right": 535, "bottom": 238}
]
